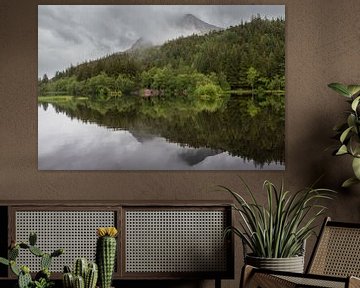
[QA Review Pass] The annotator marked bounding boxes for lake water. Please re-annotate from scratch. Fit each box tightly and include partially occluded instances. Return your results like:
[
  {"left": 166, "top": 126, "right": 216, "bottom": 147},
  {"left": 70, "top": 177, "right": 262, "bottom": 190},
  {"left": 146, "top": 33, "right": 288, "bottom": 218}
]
[{"left": 38, "top": 97, "right": 285, "bottom": 170}]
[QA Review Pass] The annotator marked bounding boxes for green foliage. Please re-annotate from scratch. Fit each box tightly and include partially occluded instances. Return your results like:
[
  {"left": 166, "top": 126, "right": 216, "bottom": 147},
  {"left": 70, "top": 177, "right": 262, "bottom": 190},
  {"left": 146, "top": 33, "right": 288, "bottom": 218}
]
[
  {"left": 221, "top": 179, "right": 335, "bottom": 258},
  {"left": 0, "top": 233, "right": 63, "bottom": 288},
  {"left": 329, "top": 83, "right": 360, "bottom": 187},
  {"left": 39, "top": 16, "right": 284, "bottom": 99},
  {"left": 32, "top": 278, "right": 54, "bottom": 288}
]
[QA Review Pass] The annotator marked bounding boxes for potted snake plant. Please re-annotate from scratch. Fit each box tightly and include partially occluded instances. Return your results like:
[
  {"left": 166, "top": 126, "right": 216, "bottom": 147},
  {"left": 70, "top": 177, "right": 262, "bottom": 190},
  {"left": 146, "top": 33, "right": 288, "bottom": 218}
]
[
  {"left": 328, "top": 83, "right": 360, "bottom": 187},
  {"left": 221, "top": 179, "right": 334, "bottom": 273}
]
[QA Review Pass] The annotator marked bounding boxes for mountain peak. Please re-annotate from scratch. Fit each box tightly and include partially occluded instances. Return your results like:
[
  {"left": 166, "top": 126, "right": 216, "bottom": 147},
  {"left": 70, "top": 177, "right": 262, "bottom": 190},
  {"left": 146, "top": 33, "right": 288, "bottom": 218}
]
[
  {"left": 127, "top": 37, "right": 153, "bottom": 52},
  {"left": 177, "top": 13, "right": 222, "bottom": 34}
]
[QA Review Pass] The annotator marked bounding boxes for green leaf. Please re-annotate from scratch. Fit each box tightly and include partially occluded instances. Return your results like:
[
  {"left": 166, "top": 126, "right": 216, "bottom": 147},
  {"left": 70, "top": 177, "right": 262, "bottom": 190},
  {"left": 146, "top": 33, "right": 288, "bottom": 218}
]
[
  {"left": 340, "top": 126, "right": 353, "bottom": 143},
  {"left": 336, "top": 144, "right": 348, "bottom": 155},
  {"left": 342, "top": 177, "right": 360, "bottom": 188},
  {"left": 0, "top": 257, "right": 9, "bottom": 266},
  {"left": 351, "top": 96, "right": 360, "bottom": 111},
  {"left": 352, "top": 157, "right": 360, "bottom": 179},
  {"left": 328, "top": 83, "right": 351, "bottom": 97},
  {"left": 348, "top": 85, "right": 360, "bottom": 97},
  {"left": 347, "top": 114, "right": 356, "bottom": 129}
]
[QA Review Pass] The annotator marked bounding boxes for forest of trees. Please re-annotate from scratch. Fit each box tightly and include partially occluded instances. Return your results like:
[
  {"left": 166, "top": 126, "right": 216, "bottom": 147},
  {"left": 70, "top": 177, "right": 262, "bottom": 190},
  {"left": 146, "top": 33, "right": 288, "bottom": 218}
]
[{"left": 38, "top": 16, "right": 285, "bottom": 100}]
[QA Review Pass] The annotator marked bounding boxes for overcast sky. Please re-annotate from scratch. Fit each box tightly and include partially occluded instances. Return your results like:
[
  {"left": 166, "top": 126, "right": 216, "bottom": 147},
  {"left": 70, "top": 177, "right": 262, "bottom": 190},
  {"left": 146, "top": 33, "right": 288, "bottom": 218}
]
[{"left": 38, "top": 5, "right": 285, "bottom": 78}]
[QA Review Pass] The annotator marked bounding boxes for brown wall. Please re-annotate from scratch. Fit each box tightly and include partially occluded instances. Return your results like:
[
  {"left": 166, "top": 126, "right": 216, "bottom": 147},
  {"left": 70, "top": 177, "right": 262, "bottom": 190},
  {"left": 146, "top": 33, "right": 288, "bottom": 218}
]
[{"left": 1, "top": 0, "right": 360, "bottom": 287}]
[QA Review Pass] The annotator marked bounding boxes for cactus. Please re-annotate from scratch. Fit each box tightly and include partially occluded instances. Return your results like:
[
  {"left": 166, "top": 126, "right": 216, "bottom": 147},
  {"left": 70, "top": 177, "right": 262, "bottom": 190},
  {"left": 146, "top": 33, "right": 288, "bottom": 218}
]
[
  {"left": 18, "top": 270, "right": 32, "bottom": 288},
  {"left": 74, "top": 258, "right": 88, "bottom": 279},
  {"left": 96, "top": 227, "right": 118, "bottom": 288},
  {"left": 10, "top": 260, "right": 20, "bottom": 276},
  {"left": 29, "top": 232, "right": 37, "bottom": 246},
  {"left": 41, "top": 253, "right": 52, "bottom": 270},
  {"left": 74, "top": 275, "right": 85, "bottom": 288},
  {"left": 63, "top": 259, "right": 98, "bottom": 288},
  {"left": 29, "top": 245, "right": 44, "bottom": 257},
  {"left": 0, "top": 232, "right": 63, "bottom": 288},
  {"left": 63, "top": 272, "right": 74, "bottom": 288},
  {"left": 9, "top": 246, "right": 19, "bottom": 260},
  {"left": 85, "top": 263, "right": 98, "bottom": 288}
]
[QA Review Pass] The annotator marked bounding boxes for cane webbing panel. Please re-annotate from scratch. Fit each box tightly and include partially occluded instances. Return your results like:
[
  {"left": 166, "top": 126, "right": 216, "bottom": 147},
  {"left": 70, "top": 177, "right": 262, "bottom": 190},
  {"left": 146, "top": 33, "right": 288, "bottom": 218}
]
[
  {"left": 309, "top": 226, "right": 360, "bottom": 277},
  {"left": 277, "top": 275, "right": 345, "bottom": 288},
  {"left": 15, "top": 211, "right": 115, "bottom": 272},
  {"left": 125, "top": 210, "right": 227, "bottom": 273}
]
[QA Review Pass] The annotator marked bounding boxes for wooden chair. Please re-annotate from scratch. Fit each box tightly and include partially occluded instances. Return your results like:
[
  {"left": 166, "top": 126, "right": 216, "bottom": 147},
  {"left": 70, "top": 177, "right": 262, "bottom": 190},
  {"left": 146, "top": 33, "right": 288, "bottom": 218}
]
[{"left": 241, "top": 217, "right": 360, "bottom": 288}]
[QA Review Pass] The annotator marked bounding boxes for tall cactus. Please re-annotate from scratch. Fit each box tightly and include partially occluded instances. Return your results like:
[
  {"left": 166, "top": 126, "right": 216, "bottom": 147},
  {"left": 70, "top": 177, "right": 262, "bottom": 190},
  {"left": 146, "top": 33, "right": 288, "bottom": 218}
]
[{"left": 96, "top": 227, "right": 118, "bottom": 288}]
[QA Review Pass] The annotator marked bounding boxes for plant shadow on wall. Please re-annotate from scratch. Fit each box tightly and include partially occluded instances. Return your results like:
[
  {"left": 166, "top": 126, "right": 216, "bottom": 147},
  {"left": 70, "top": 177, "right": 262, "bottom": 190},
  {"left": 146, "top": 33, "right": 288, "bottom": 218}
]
[
  {"left": 328, "top": 83, "right": 360, "bottom": 187},
  {"left": 219, "top": 178, "right": 335, "bottom": 273}
]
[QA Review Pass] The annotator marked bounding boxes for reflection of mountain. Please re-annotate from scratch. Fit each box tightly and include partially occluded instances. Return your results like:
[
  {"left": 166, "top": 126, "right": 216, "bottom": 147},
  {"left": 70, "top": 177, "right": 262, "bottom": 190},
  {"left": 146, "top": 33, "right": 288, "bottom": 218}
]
[
  {"left": 128, "top": 129, "right": 156, "bottom": 143},
  {"left": 42, "top": 95, "right": 285, "bottom": 167},
  {"left": 178, "top": 148, "right": 220, "bottom": 166}
]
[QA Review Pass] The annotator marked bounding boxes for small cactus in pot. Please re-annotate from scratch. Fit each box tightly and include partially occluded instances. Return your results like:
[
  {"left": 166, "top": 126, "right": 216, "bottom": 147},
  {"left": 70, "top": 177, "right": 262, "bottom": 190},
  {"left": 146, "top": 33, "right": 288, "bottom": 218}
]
[{"left": 96, "top": 227, "right": 118, "bottom": 288}]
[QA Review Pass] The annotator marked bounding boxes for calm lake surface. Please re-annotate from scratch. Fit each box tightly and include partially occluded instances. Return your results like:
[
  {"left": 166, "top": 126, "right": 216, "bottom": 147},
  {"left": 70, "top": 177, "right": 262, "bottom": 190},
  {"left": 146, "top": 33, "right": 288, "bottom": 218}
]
[{"left": 38, "top": 96, "right": 285, "bottom": 170}]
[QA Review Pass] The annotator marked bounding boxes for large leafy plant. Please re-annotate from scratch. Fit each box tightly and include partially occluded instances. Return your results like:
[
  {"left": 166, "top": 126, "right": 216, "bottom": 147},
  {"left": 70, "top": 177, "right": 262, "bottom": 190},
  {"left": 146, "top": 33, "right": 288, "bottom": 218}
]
[
  {"left": 221, "top": 179, "right": 334, "bottom": 258},
  {"left": 329, "top": 83, "right": 360, "bottom": 187}
]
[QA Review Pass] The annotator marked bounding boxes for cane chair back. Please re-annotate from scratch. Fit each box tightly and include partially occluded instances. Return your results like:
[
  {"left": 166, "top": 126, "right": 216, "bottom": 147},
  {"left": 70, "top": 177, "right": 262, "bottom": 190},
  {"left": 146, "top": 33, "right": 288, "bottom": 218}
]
[{"left": 307, "top": 217, "right": 360, "bottom": 278}]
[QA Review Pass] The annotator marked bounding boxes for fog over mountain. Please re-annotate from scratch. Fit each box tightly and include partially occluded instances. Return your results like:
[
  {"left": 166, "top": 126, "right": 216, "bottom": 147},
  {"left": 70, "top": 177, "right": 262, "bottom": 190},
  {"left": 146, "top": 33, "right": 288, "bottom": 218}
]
[{"left": 38, "top": 5, "right": 285, "bottom": 78}]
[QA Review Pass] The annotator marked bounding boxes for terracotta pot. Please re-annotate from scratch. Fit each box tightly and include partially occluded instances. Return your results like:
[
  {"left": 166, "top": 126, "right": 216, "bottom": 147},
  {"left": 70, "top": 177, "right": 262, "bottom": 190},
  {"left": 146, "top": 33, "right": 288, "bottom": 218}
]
[{"left": 245, "top": 254, "right": 304, "bottom": 273}]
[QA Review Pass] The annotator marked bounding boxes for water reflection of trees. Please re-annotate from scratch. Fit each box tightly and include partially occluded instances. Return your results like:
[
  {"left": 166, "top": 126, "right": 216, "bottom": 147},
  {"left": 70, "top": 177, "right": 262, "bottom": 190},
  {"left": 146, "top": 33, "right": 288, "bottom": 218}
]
[{"left": 41, "top": 95, "right": 285, "bottom": 167}]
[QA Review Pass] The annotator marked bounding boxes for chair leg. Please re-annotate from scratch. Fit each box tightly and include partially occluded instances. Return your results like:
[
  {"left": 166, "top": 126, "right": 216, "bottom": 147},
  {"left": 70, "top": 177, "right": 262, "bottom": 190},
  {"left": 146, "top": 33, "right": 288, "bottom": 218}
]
[
  {"left": 240, "top": 265, "right": 296, "bottom": 288},
  {"left": 240, "top": 265, "right": 255, "bottom": 288}
]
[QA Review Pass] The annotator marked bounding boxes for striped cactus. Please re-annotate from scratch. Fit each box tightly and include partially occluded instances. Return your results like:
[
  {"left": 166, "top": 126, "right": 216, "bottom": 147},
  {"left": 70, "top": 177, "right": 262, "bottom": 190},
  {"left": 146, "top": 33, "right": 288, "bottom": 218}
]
[
  {"left": 73, "top": 275, "right": 85, "bottom": 288},
  {"left": 85, "top": 262, "right": 98, "bottom": 288},
  {"left": 74, "top": 258, "right": 88, "bottom": 279},
  {"left": 63, "top": 272, "right": 74, "bottom": 288},
  {"left": 96, "top": 227, "right": 118, "bottom": 288},
  {"left": 63, "top": 260, "right": 98, "bottom": 288}
]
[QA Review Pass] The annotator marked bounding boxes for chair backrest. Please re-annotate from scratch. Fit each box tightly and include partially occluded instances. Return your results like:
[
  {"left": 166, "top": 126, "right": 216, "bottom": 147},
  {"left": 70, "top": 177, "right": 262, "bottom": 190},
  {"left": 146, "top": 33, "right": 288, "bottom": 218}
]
[{"left": 307, "top": 217, "right": 360, "bottom": 277}]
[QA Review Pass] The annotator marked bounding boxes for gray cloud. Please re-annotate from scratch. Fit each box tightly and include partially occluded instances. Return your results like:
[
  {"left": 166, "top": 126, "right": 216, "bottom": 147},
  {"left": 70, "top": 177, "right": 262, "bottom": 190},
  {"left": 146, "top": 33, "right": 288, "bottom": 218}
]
[{"left": 38, "top": 5, "right": 284, "bottom": 78}]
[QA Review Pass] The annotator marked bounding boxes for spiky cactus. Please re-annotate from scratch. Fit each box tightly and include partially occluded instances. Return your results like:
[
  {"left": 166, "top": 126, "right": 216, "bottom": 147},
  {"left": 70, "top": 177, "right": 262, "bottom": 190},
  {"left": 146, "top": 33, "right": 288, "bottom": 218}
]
[
  {"left": 0, "top": 232, "right": 64, "bottom": 288},
  {"left": 85, "top": 262, "right": 98, "bottom": 288},
  {"left": 74, "top": 258, "right": 88, "bottom": 279},
  {"left": 63, "top": 260, "right": 98, "bottom": 288},
  {"left": 96, "top": 227, "right": 118, "bottom": 288},
  {"left": 73, "top": 275, "right": 85, "bottom": 288}
]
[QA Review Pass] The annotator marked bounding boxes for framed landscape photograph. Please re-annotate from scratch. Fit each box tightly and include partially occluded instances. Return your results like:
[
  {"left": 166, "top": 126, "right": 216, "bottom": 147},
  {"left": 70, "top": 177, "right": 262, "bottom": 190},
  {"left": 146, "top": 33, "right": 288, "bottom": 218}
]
[{"left": 38, "top": 5, "right": 285, "bottom": 170}]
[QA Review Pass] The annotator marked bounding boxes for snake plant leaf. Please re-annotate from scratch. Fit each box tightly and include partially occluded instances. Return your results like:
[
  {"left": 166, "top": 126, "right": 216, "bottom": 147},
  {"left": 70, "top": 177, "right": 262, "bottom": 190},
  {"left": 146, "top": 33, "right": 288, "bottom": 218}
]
[
  {"left": 340, "top": 126, "right": 353, "bottom": 143},
  {"left": 347, "top": 85, "right": 360, "bottom": 97},
  {"left": 352, "top": 157, "right": 360, "bottom": 179},
  {"left": 351, "top": 96, "right": 360, "bottom": 111},
  {"left": 336, "top": 144, "right": 348, "bottom": 155},
  {"left": 342, "top": 177, "right": 360, "bottom": 188},
  {"left": 328, "top": 83, "right": 351, "bottom": 97}
]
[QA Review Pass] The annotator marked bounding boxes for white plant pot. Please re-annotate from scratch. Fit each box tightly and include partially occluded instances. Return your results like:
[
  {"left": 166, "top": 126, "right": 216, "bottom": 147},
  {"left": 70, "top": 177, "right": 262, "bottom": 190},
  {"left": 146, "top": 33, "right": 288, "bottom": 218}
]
[{"left": 245, "top": 254, "right": 305, "bottom": 273}]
